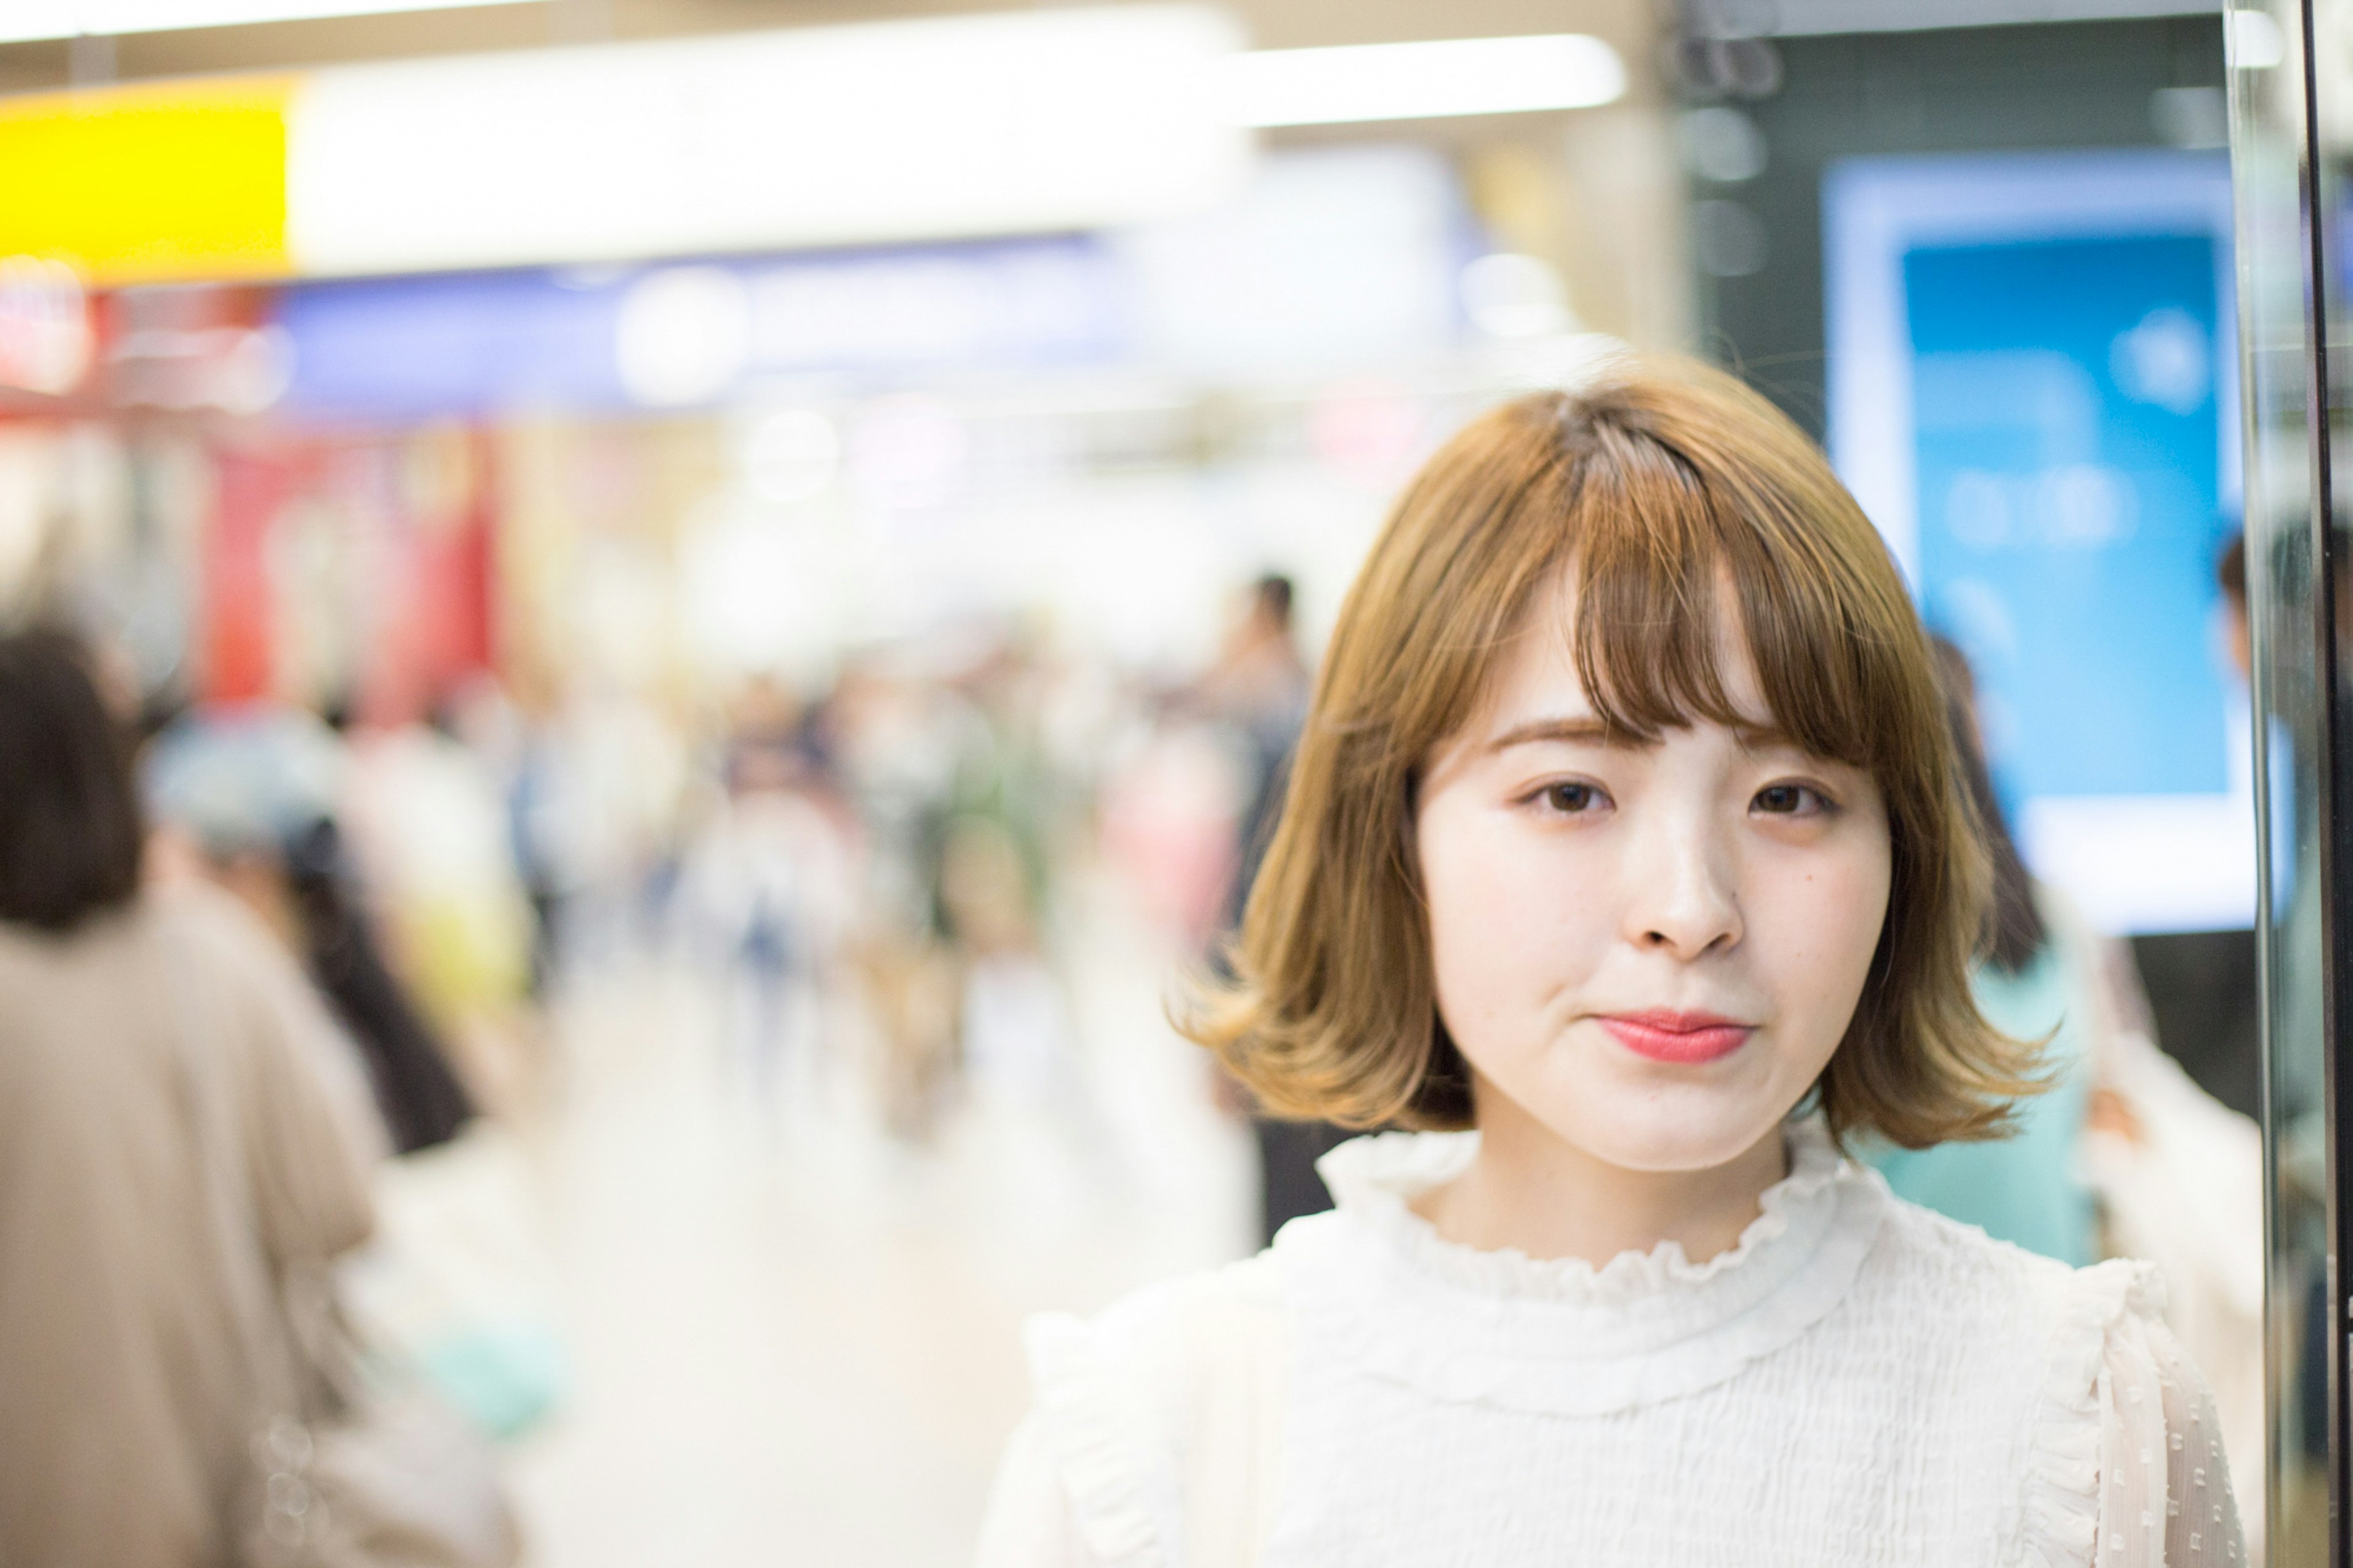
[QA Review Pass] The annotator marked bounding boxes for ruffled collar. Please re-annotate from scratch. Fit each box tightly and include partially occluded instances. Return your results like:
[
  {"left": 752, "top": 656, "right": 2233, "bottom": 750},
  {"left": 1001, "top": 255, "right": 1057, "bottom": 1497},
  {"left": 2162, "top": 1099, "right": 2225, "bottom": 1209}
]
[{"left": 1273, "top": 1116, "right": 1888, "bottom": 1415}]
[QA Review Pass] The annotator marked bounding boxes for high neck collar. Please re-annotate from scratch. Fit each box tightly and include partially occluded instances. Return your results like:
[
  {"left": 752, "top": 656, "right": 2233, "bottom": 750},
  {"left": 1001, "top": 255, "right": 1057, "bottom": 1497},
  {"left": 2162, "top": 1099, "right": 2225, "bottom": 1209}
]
[{"left": 1275, "top": 1116, "right": 1889, "bottom": 1415}]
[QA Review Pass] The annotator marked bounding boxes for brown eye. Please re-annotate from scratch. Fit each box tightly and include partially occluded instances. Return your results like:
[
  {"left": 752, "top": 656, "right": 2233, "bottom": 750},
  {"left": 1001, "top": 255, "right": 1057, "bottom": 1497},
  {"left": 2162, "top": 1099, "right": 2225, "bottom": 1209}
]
[
  {"left": 1753, "top": 784, "right": 1825, "bottom": 816},
  {"left": 1543, "top": 782, "right": 1604, "bottom": 813}
]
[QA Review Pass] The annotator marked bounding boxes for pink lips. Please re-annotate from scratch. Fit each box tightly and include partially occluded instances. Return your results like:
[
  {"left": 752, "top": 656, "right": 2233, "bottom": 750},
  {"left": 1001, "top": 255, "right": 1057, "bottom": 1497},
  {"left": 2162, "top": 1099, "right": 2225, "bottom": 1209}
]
[{"left": 1598, "top": 1009, "right": 1754, "bottom": 1064}]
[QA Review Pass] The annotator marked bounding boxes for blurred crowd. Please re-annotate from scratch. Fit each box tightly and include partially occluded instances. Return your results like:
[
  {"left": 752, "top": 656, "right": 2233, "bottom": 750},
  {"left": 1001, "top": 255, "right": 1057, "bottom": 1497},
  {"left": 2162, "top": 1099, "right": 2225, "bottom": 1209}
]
[
  {"left": 124, "top": 574, "right": 1315, "bottom": 1148},
  {"left": 0, "top": 562, "right": 1317, "bottom": 1564}
]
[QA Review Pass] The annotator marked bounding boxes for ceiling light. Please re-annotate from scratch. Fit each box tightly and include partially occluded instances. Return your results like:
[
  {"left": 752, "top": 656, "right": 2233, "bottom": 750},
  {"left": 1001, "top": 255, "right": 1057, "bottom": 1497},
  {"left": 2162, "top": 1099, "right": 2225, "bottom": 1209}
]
[
  {"left": 0, "top": 0, "right": 540, "bottom": 45},
  {"left": 1229, "top": 34, "right": 1627, "bottom": 128}
]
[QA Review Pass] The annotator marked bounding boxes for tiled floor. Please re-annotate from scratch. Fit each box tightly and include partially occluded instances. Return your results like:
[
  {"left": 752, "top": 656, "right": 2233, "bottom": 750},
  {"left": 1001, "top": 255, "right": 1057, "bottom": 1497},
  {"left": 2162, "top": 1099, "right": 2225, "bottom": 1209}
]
[{"left": 504, "top": 880, "right": 1255, "bottom": 1567}]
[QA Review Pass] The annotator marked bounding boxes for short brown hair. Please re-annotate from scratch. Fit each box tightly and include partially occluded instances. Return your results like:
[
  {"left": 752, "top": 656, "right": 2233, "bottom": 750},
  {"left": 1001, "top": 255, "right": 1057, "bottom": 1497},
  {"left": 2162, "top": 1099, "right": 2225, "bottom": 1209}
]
[{"left": 1188, "top": 356, "right": 2035, "bottom": 1150}]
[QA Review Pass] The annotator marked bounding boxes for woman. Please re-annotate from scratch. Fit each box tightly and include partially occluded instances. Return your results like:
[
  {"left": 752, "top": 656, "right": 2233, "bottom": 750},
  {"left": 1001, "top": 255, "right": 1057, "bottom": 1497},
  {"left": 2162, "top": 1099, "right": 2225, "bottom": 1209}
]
[
  {"left": 0, "top": 630, "right": 374, "bottom": 1567},
  {"left": 143, "top": 706, "right": 477, "bottom": 1155},
  {"left": 977, "top": 360, "right": 2240, "bottom": 1565}
]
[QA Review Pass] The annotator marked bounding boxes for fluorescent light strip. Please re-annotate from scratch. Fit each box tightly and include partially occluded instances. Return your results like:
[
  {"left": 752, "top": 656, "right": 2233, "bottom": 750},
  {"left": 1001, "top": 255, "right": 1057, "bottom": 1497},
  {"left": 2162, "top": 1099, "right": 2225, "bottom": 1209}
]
[
  {"left": 1765, "top": 0, "right": 2218, "bottom": 34},
  {"left": 0, "top": 0, "right": 540, "bottom": 46},
  {"left": 1230, "top": 34, "right": 1627, "bottom": 127},
  {"left": 284, "top": 6, "right": 1248, "bottom": 276}
]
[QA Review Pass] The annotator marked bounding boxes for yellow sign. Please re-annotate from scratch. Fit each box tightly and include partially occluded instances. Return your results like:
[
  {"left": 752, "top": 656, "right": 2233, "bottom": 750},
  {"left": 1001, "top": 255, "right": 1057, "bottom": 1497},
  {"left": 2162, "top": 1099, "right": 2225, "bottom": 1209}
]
[{"left": 0, "top": 76, "right": 295, "bottom": 285}]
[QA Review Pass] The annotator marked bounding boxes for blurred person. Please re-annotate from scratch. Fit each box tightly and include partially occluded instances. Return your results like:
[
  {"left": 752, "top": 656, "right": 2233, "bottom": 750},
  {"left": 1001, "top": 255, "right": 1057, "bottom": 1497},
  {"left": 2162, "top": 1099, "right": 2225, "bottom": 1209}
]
[
  {"left": 0, "top": 631, "right": 375, "bottom": 1565},
  {"left": 150, "top": 708, "right": 565, "bottom": 1448},
  {"left": 944, "top": 635, "right": 1083, "bottom": 1110},
  {"left": 341, "top": 705, "right": 539, "bottom": 1112},
  {"left": 535, "top": 680, "right": 693, "bottom": 969},
  {"left": 979, "top": 362, "right": 2238, "bottom": 1566},
  {"left": 1863, "top": 637, "right": 2096, "bottom": 1263},
  {"left": 147, "top": 707, "right": 475, "bottom": 1155},
  {"left": 2062, "top": 534, "right": 2269, "bottom": 1544},
  {"left": 1094, "top": 694, "right": 1249, "bottom": 947},
  {"left": 2115, "top": 538, "right": 2267, "bottom": 1128},
  {"left": 827, "top": 655, "right": 980, "bottom": 1138},
  {"left": 1199, "top": 573, "right": 1344, "bottom": 1245},
  {"left": 1202, "top": 574, "right": 1313, "bottom": 928},
  {"left": 678, "top": 679, "right": 859, "bottom": 1105},
  {"left": 2215, "top": 531, "right": 2321, "bottom": 1153},
  {"left": 439, "top": 675, "right": 569, "bottom": 999},
  {"left": 942, "top": 811, "right": 1078, "bottom": 1109},
  {"left": 285, "top": 816, "right": 480, "bottom": 1155},
  {"left": 829, "top": 636, "right": 1090, "bottom": 1138}
]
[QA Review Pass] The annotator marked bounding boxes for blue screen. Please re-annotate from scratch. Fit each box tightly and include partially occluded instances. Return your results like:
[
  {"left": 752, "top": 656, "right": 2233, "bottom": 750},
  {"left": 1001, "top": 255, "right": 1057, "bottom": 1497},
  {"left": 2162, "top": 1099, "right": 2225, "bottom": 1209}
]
[{"left": 1905, "top": 233, "right": 2232, "bottom": 798}]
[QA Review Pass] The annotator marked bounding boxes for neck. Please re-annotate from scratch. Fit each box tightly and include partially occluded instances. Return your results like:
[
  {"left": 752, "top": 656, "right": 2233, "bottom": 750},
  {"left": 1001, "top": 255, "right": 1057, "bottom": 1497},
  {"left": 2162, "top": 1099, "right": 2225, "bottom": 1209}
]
[{"left": 1414, "top": 1079, "right": 1791, "bottom": 1267}]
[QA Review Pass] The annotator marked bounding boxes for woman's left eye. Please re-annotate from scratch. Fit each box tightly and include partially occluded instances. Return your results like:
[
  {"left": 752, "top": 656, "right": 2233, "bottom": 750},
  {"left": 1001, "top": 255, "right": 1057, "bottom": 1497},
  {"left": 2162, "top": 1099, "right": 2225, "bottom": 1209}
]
[
  {"left": 1540, "top": 781, "right": 1605, "bottom": 814},
  {"left": 1752, "top": 782, "right": 1831, "bottom": 816}
]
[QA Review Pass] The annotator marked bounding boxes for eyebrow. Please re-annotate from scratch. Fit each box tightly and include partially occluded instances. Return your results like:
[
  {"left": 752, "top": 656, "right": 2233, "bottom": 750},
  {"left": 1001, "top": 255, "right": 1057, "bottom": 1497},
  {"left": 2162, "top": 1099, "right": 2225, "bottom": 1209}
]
[
  {"left": 1483, "top": 716, "right": 1628, "bottom": 754},
  {"left": 1482, "top": 714, "right": 1806, "bottom": 756}
]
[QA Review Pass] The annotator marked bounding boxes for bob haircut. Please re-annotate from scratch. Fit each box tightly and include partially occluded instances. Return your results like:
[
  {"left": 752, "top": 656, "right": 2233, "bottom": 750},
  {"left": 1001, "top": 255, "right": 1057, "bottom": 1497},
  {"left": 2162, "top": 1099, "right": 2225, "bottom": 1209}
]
[
  {"left": 0, "top": 629, "right": 146, "bottom": 934},
  {"left": 1188, "top": 356, "right": 2036, "bottom": 1151}
]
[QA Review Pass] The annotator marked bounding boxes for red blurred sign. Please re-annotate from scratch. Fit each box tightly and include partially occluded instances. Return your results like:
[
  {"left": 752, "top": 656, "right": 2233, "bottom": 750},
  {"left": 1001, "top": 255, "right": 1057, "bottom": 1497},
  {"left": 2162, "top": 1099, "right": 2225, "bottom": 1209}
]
[{"left": 199, "top": 430, "right": 496, "bottom": 718}]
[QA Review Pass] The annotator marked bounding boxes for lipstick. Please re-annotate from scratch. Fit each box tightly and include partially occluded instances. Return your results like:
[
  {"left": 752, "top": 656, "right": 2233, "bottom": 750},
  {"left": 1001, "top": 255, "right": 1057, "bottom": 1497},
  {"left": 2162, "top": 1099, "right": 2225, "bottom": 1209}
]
[{"left": 1597, "top": 1009, "right": 1754, "bottom": 1064}]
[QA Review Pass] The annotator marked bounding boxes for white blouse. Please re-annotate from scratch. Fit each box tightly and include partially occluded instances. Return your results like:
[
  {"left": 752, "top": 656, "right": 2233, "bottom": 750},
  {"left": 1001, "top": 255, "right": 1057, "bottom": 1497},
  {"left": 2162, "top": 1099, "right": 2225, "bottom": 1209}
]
[{"left": 976, "top": 1118, "right": 2243, "bottom": 1568}]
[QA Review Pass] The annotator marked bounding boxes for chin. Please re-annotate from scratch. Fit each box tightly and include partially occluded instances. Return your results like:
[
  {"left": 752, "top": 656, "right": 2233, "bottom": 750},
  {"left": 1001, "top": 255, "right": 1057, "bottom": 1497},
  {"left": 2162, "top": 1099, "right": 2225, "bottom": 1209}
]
[{"left": 1532, "top": 1082, "right": 1794, "bottom": 1176}]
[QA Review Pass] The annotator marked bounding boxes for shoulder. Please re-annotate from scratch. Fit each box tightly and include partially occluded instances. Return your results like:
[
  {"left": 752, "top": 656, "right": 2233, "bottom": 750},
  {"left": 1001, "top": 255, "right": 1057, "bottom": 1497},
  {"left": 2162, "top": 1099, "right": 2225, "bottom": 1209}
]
[
  {"left": 1862, "top": 1187, "right": 2166, "bottom": 1376},
  {"left": 1025, "top": 1249, "right": 1289, "bottom": 1446},
  {"left": 1086, "top": 1245, "right": 1289, "bottom": 1348},
  {"left": 0, "top": 882, "right": 303, "bottom": 1006},
  {"left": 1866, "top": 1189, "right": 2177, "bottom": 1564},
  {"left": 0, "top": 890, "right": 149, "bottom": 977},
  {"left": 141, "top": 881, "right": 322, "bottom": 1070},
  {"left": 1867, "top": 1184, "right": 2153, "bottom": 1320},
  {"left": 148, "top": 877, "right": 294, "bottom": 979},
  {"left": 148, "top": 880, "right": 390, "bottom": 1160},
  {"left": 1009, "top": 1252, "right": 1290, "bottom": 1566},
  {"left": 0, "top": 895, "right": 175, "bottom": 1056}
]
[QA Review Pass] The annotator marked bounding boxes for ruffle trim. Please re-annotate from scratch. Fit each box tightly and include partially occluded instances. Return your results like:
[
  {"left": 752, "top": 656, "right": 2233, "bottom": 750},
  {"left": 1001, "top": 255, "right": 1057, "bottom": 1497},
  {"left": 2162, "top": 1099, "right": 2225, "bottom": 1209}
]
[
  {"left": 1283, "top": 1118, "right": 1889, "bottom": 1415},
  {"left": 1311, "top": 1116, "right": 1852, "bottom": 1308},
  {"left": 2007, "top": 1259, "right": 2167, "bottom": 1568},
  {"left": 1022, "top": 1312, "right": 1172, "bottom": 1568}
]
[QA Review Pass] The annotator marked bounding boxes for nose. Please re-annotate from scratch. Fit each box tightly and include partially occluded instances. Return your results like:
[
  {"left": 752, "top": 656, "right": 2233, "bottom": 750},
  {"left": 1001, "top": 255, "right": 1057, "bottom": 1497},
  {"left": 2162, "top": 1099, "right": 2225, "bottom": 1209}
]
[{"left": 1620, "top": 805, "right": 1743, "bottom": 960}]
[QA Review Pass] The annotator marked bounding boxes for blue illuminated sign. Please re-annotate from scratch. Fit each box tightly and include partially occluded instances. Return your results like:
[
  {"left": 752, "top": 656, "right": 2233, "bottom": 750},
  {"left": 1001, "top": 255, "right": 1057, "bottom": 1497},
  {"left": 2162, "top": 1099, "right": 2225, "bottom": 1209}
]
[
  {"left": 274, "top": 235, "right": 1132, "bottom": 420},
  {"left": 1825, "top": 151, "right": 2248, "bottom": 933},
  {"left": 1906, "top": 232, "right": 2231, "bottom": 798}
]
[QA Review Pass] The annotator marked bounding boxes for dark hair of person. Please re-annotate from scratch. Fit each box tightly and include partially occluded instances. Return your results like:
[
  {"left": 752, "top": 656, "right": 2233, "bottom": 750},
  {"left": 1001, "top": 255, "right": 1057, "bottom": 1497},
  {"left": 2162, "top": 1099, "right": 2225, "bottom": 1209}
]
[
  {"left": 0, "top": 629, "right": 146, "bottom": 933},
  {"left": 1253, "top": 574, "right": 1295, "bottom": 631},
  {"left": 1929, "top": 636, "right": 2047, "bottom": 975},
  {"left": 282, "top": 816, "right": 474, "bottom": 1153},
  {"left": 2216, "top": 534, "right": 2246, "bottom": 608}
]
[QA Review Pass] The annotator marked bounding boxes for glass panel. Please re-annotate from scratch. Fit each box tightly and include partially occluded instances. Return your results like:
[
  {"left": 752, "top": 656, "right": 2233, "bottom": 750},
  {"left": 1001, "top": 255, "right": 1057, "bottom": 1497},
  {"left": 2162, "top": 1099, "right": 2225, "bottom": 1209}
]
[{"left": 2230, "top": 1, "right": 2336, "bottom": 1559}]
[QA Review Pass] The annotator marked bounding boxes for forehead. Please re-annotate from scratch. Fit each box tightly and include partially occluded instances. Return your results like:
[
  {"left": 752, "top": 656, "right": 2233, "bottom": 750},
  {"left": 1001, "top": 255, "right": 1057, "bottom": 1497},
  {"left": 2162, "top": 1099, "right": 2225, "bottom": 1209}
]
[{"left": 1476, "top": 563, "right": 1775, "bottom": 737}]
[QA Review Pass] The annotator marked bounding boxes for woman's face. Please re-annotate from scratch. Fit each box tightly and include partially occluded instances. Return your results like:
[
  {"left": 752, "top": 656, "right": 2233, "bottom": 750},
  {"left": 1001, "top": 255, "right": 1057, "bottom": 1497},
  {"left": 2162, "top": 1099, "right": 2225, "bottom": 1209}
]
[{"left": 1413, "top": 574, "right": 1893, "bottom": 1173}]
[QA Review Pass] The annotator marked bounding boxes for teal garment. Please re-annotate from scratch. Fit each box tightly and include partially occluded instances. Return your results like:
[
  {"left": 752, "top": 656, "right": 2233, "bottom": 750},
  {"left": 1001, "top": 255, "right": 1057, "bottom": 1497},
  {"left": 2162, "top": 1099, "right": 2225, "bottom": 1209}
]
[{"left": 1863, "top": 941, "right": 2094, "bottom": 1267}]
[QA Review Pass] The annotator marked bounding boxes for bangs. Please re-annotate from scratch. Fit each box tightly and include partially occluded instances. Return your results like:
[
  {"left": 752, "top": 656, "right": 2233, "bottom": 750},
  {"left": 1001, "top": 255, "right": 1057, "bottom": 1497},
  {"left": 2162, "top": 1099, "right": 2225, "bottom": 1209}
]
[{"left": 1555, "top": 414, "right": 1897, "bottom": 771}]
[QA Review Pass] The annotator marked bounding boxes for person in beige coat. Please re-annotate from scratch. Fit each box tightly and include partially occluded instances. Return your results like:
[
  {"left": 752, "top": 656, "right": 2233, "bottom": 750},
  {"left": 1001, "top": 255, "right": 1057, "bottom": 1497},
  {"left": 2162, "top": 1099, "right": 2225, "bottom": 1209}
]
[{"left": 0, "top": 629, "right": 376, "bottom": 1568}]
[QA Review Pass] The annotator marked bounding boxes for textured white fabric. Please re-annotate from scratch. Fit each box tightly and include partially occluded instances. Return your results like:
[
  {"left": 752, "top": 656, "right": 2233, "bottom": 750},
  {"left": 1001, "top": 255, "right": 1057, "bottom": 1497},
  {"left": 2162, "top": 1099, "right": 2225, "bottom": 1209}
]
[
  {"left": 977, "top": 1118, "right": 2243, "bottom": 1568},
  {"left": 2078, "top": 1025, "right": 2265, "bottom": 1558}
]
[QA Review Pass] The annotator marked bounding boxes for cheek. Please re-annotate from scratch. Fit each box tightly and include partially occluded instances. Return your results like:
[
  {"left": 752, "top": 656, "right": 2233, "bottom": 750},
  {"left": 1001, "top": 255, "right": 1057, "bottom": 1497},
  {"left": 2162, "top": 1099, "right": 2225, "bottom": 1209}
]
[
  {"left": 1416, "top": 798, "right": 1611, "bottom": 1037},
  {"left": 1749, "top": 839, "right": 1892, "bottom": 1043}
]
